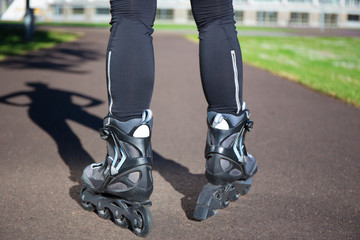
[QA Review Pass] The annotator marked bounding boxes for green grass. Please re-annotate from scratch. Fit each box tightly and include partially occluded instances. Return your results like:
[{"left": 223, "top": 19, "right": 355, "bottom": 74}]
[
  {"left": 154, "top": 23, "right": 197, "bottom": 30},
  {"left": 187, "top": 35, "right": 360, "bottom": 107},
  {"left": 0, "top": 27, "right": 80, "bottom": 61},
  {"left": 36, "top": 21, "right": 110, "bottom": 28},
  {"left": 33, "top": 21, "right": 292, "bottom": 32},
  {"left": 154, "top": 24, "right": 292, "bottom": 32},
  {"left": 35, "top": 22, "right": 198, "bottom": 30}
]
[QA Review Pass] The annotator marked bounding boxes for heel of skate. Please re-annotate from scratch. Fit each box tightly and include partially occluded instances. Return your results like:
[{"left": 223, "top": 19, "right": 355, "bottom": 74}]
[{"left": 193, "top": 178, "right": 252, "bottom": 221}]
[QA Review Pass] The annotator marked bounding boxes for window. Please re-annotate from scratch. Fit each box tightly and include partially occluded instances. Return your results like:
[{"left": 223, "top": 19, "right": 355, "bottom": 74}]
[
  {"left": 320, "top": 0, "right": 339, "bottom": 5},
  {"left": 257, "top": 11, "right": 277, "bottom": 25},
  {"left": 234, "top": 11, "right": 244, "bottom": 23},
  {"left": 290, "top": 12, "right": 309, "bottom": 26},
  {"left": 348, "top": 14, "right": 360, "bottom": 21},
  {"left": 346, "top": 0, "right": 360, "bottom": 6},
  {"left": 72, "top": 7, "right": 84, "bottom": 15},
  {"left": 156, "top": 9, "right": 174, "bottom": 20},
  {"left": 324, "top": 14, "right": 338, "bottom": 26},
  {"left": 96, "top": 8, "right": 109, "bottom": 15},
  {"left": 53, "top": 5, "right": 63, "bottom": 15}
]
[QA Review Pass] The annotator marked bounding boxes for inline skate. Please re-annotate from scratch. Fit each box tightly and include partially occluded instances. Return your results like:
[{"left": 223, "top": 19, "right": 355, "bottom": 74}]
[
  {"left": 80, "top": 109, "right": 154, "bottom": 237},
  {"left": 194, "top": 104, "right": 258, "bottom": 221}
]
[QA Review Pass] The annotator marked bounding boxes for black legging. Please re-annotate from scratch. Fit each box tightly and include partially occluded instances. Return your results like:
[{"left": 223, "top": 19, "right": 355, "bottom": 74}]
[{"left": 106, "top": 0, "right": 243, "bottom": 121}]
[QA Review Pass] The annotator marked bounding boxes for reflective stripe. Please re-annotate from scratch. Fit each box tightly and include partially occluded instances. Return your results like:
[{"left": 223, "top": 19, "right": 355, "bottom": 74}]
[
  {"left": 107, "top": 51, "right": 113, "bottom": 114},
  {"left": 233, "top": 137, "right": 241, "bottom": 161},
  {"left": 231, "top": 50, "right": 241, "bottom": 114},
  {"left": 111, "top": 145, "right": 127, "bottom": 175}
]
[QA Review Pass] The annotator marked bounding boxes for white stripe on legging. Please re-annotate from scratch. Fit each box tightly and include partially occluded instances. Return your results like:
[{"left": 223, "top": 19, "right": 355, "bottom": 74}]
[
  {"left": 107, "top": 50, "right": 113, "bottom": 115},
  {"left": 231, "top": 50, "right": 241, "bottom": 114}
]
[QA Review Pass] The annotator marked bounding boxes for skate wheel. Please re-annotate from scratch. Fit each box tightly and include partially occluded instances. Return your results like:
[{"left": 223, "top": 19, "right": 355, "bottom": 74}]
[
  {"left": 97, "top": 208, "right": 111, "bottom": 219},
  {"left": 130, "top": 206, "right": 153, "bottom": 237},
  {"left": 242, "top": 186, "right": 250, "bottom": 195},
  {"left": 114, "top": 215, "right": 128, "bottom": 228},
  {"left": 229, "top": 192, "right": 240, "bottom": 202},
  {"left": 228, "top": 186, "right": 240, "bottom": 202},
  {"left": 81, "top": 201, "right": 94, "bottom": 211},
  {"left": 222, "top": 198, "right": 230, "bottom": 208}
]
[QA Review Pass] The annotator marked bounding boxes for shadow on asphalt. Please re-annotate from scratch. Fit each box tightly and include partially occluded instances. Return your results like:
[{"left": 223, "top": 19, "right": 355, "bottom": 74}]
[
  {"left": 0, "top": 82, "right": 102, "bottom": 182},
  {"left": 0, "top": 82, "right": 205, "bottom": 219},
  {"left": 153, "top": 152, "right": 207, "bottom": 219},
  {"left": 0, "top": 41, "right": 101, "bottom": 74}
]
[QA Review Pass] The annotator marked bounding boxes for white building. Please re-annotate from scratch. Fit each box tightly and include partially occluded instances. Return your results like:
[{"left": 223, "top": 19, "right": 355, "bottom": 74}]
[{"left": 1, "top": 0, "right": 360, "bottom": 28}]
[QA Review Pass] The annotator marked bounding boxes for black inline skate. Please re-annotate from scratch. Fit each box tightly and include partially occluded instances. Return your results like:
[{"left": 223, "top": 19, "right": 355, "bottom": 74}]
[
  {"left": 193, "top": 104, "right": 258, "bottom": 221},
  {"left": 80, "top": 110, "right": 154, "bottom": 237}
]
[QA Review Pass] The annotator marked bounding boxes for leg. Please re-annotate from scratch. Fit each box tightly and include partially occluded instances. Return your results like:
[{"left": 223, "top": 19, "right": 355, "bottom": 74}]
[
  {"left": 106, "top": 0, "right": 156, "bottom": 121},
  {"left": 191, "top": 0, "right": 243, "bottom": 115},
  {"left": 191, "top": 0, "right": 258, "bottom": 220},
  {"left": 80, "top": 0, "right": 156, "bottom": 237}
]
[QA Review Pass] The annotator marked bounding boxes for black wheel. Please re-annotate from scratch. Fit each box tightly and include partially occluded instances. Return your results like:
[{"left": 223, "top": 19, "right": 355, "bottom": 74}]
[
  {"left": 222, "top": 197, "right": 230, "bottom": 208},
  {"left": 229, "top": 191, "right": 241, "bottom": 202},
  {"left": 228, "top": 185, "right": 240, "bottom": 202},
  {"left": 114, "top": 214, "right": 128, "bottom": 228},
  {"left": 242, "top": 186, "right": 250, "bottom": 195},
  {"left": 81, "top": 200, "right": 94, "bottom": 211},
  {"left": 80, "top": 188, "right": 94, "bottom": 211},
  {"left": 97, "top": 208, "right": 111, "bottom": 219},
  {"left": 130, "top": 206, "right": 153, "bottom": 237}
]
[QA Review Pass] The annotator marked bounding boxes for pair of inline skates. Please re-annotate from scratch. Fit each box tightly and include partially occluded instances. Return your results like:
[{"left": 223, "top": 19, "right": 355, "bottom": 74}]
[{"left": 80, "top": 106, "right": 258, "bottom": 237}]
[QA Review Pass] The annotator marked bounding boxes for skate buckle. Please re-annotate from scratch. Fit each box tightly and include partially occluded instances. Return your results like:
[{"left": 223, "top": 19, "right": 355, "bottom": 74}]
[
  {"left": 245, "top": 120, "right": 254, "bottom": 131},
  {"left": 100, "top": 128, "right": 110, "bottom": 140}
]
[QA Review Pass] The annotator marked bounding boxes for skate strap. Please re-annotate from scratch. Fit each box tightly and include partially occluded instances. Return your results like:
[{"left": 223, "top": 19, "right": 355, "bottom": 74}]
[
  {"left": 207, "top": 116, "right": 247, "bottom": 137},
  {"left": 100, "top": 124, "right": 152, "bottom": 176},
  {"left": 205, "top": 115, "right": 253, "bottom": 164},
  {"left": 117, "top": 156, "right": 152, "bottom": 174}
]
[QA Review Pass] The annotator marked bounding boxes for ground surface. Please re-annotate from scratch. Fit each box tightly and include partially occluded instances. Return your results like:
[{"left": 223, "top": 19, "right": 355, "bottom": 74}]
[{"left": 0, "top": 27, "right": 359, "bottom": 240}]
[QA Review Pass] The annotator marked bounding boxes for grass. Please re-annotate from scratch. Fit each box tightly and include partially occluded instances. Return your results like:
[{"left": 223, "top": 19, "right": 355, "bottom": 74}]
[
  {"left": 187, "top": 35, "right": 360, "bottom": 108},
  {"left": 37, "top": 22, "right": 196, "bottom": 30},
  {"left": 1, "top": 21, "right": 358, "bottom": 107},
  {"left": 154, "top": 24, "right": 293, "bottom": 32},
  {"left": 36, "top": 21, "right": 110, "bottom": 28},
  {"left": 34, "top": 21, "right": 292, "bottom": 32},
  {"left": 0, "top": 26, "right": 80, "bottom": 61}
]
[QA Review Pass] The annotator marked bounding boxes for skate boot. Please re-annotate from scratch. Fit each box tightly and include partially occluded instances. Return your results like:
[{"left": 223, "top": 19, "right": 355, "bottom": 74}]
[
  {"left": 80, "top": 109, "right": 154, "bottom": 237},
  {"left": 193, "top": 104, "right": 258, "bottom": 221}
]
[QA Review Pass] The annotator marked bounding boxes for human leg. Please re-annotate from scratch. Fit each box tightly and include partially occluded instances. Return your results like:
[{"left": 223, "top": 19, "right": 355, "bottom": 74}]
[
  {"left": 191, "top": 0, "right": 243, "bottom": 115},
  {"left": 191, "top": 0, "right": 258, "bottom": 220},
  {"left": 106, "top": 0, "right": 156, "bottom": 121},
  {"left": 80, "top": 0, "right": 156, "bottom": 236}
]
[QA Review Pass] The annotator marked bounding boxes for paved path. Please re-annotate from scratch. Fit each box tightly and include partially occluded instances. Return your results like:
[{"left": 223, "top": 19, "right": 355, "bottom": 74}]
[{"left": 0, "top": 27, "right": 359, "bottom": 240}]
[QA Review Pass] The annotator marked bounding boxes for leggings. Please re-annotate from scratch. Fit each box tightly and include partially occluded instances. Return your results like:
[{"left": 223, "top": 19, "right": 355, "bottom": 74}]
[{"left": 106, "top": 0, "right": 243, "bottom": 121}]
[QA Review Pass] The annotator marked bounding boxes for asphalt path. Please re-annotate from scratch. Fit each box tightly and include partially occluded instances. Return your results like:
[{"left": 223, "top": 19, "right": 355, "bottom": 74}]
[{"left": 0, "top": 27, "right": 359, "bottom": 239}]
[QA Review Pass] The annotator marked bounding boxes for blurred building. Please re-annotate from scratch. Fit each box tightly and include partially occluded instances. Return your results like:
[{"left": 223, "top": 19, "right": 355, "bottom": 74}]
[{"left": 1, "top": 0, "right": 360, "bottom": 28}]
